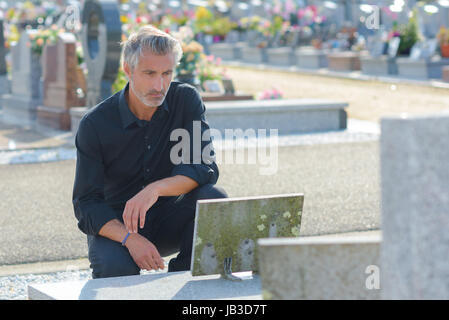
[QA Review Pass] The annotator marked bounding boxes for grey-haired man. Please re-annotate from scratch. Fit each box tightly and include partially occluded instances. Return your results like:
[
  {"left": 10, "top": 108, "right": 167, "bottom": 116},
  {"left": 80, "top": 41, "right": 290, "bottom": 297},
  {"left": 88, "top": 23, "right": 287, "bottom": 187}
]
[{"left": 72, "top": 26, "right": 227, "bottom": 278}]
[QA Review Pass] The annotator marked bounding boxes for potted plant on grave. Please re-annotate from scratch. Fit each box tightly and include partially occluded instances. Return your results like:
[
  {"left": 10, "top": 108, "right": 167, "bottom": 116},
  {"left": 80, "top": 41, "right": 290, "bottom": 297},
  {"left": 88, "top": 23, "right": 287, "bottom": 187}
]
[
  {"left": 172, "top": 26, "right": 204, "bottom": 88},
  {"left": 393, "top": 9, "right": 421, "bottom": 56},
  {"left": 437, "top": 26, "right": 449, "bottom": 58}
]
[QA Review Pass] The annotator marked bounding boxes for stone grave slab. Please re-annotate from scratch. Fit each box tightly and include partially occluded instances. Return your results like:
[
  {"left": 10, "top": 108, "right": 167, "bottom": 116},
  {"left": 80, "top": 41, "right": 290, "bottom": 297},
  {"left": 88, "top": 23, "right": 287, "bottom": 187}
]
[
  {"left": 266, "top": 47, "right": 296, "bottom": 66},
  {"left": 396, "top": 56, "right": 449, "bottom": 79},
  {"left": 258, "top": 234, "right": 381, "bottom": 300},
  {"left": 442, "top": 66, "right": 449, "bottom": 82},
  {"left": 295, "top": 47, "right": 328, "bottom": 69},
  {"left": 327, "top": 51, "right": 362, "bottom": 71},
  {"left": 0, "top": 18, "right": 9, "bottom": 102},
  {"left": 360, "top": 55, "right": 398, "bottom": 76},
  {"left": 380, "top": 112, "right": 449, "bottom": 299},
  {"left": 208, "top": 42, "right": 244, "bottom": 61},
  {"left": 1, "top": 30, "right": 42, "bottom": 126},
  {"left": 28, "top": 270, "right": 262, "bottom": 300},
  {"left": 191, "top": 194, "right": 304, "bottom": 277},
  {"left": 204, "top": 98, "right": 348, "bottom": 135},
  {"left": 241, "top": 45, "right": 268, "bottom": 64},
  {"left": 37, "top": 33, "right": 86, "bottom": 130}
]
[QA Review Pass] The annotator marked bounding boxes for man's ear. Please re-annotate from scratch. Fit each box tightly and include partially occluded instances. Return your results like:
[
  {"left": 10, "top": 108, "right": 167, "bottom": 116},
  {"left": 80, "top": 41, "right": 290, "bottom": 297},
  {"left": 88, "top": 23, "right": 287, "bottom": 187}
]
[{"left": 123, "top": 62, "right": 131, "bottom": 79}]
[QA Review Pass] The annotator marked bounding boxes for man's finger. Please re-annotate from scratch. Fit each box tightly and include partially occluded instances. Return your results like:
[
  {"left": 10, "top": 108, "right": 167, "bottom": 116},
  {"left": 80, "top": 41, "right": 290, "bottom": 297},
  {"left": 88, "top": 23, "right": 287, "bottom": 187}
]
[
  {"left": 131, "top": 207, "right": 139, "bottom": 233},
  {"left": 122, "top": 205, "right": 131, "bottom": 232},
  {"left": 139, "top": 209, "right": 146, "bottom": 230}
]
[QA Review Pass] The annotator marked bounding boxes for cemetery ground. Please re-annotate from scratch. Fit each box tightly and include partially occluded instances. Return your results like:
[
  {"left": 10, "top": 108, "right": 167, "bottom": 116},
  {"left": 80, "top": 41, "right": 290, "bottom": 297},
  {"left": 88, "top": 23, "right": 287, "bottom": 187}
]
[{"left": 1, "top": 66, "right": 448, "bottom": 299}]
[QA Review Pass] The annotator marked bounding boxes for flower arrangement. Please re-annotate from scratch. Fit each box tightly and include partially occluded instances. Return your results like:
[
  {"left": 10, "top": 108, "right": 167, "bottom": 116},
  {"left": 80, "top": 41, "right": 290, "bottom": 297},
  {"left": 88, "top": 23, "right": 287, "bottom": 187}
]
[
  {"left": 256, "top": 87, "right": 284, "bottom": 100},
  {"left": 437, "top": 26, "right": 449, "bottom": 46},
  {"left": 177, "top": 40, "right": 204, "bottom": 76},
  {"left": 171, "top": 25, "right": 204, "bottom": 82},
  {"left": 437, "top": 26, "right": 449, "bottom": 57},
  {"left": 389, "top": 10, "right": 421, "bottom": 56},
  {"left": 238, "top": 16, "right": 264, "bottom": 32},
  {"left": 28, "top": 25, "right": 65, "bottom": 56},
  {"left": 193, "top": 6, "right": 214, "bottom": 35},
  {"left": 197, "top": 54, "right": 229, "bottom": 87}
]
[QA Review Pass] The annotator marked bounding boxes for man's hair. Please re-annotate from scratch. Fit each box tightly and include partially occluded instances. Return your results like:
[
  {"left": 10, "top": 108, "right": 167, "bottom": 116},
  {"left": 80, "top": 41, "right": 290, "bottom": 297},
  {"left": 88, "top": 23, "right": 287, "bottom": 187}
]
[{"left": 121, "top": 25, "right": 183, "bottom": 71}]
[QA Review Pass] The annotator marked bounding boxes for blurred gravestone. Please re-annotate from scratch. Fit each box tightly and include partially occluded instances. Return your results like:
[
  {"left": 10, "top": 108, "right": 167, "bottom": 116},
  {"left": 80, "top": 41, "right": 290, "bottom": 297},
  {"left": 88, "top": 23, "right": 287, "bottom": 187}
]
[
  {"left": 70, "top": 0, "right": 121, "bottom": 133},
  {"left": 1, "top": 30, "right": 43, "bottom": 126},
  {"left": 37, "top": 33, "right": 86, "bottom": 130},
  {"left": 81, "top": 0, "right": 121, "bottom": 107},
  {"left": 0, "top": 19, "right": 9, "bottom": 105}
]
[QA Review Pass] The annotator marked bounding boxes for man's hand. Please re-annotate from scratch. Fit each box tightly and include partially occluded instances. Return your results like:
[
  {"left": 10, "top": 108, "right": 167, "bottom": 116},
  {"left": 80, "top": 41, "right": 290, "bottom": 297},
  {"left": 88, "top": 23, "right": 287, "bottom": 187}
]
[
  {"left": 125, "top": 233, "right": 165, "bottom": 271},
  {"left": 123, "top": 186, "right": 159, "bottom": 233}
]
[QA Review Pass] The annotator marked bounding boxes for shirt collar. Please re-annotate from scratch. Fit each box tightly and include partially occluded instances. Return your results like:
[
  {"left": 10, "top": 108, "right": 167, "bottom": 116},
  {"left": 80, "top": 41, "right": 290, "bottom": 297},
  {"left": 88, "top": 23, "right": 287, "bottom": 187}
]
[{"left": 118, "top": 82, "right": 169, "bottom": 129}]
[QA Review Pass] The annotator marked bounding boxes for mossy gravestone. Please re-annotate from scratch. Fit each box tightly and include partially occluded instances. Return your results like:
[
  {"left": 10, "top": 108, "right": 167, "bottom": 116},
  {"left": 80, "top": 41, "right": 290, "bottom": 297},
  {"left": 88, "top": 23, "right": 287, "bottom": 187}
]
[{"left": 191, "top": 194, "right": 304, "bottom": 277}]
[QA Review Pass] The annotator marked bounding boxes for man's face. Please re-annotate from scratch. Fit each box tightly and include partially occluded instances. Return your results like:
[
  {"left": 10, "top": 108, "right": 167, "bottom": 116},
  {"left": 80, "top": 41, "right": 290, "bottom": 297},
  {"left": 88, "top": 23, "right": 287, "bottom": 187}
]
[{"left": 125, "top": 50, "right": 176, "bottom": 108}]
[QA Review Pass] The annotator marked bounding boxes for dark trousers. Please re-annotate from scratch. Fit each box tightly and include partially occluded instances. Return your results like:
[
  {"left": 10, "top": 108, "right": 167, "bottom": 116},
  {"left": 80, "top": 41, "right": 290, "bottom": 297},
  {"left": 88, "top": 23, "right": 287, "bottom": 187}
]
[{"left": 87, "top": 184, "right": 228, "bottom": 279}]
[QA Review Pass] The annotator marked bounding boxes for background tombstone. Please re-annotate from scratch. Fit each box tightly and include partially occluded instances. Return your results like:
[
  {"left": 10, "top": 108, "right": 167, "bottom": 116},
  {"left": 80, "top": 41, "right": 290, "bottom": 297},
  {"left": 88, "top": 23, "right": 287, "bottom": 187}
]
[
  {"left": 0, "top": 19, "right": 9, "bottom": 104},
  {"left": 70, "top": 0, "right": 121, "bottom": 133},
  {"left": 380, "top": 112, "right": 449, "bottom": 299},
  {"left": 1, "top": 29, "right": 43, "bottom": 126},
  {"left": 81, "top": 0, "right": 121, "bottom": 108},
  {"left": 36, "top": 33, "right": 86, "bottom": 131}
]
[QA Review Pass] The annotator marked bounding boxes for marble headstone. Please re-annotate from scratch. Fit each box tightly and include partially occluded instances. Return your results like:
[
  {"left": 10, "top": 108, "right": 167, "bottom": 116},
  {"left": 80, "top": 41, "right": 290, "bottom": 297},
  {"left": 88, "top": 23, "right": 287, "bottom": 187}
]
[
  {"left": 1, "top": 30, "right": 43, "bottom": 126},
  {"left": 37, "top": 33, "right": 86, "bottom": 130},
  {"left": 191, "top": 194, "right": 304, "bottom": 277},
  {"left": 0, "top": 19, "right": 9, "bottom": 103},
  {"left": 380, "top": 113, "right": 449, "bottom": 299}
]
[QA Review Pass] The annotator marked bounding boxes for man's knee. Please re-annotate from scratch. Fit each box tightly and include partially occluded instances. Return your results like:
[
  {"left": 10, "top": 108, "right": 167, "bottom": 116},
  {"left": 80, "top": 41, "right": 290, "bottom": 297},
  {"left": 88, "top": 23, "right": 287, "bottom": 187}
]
[
  {"left": 192, "top": 184, "right": 228, "bottom": 200},
  {"left": 87, "top": 235, "right": 140, "bottom": 279}
]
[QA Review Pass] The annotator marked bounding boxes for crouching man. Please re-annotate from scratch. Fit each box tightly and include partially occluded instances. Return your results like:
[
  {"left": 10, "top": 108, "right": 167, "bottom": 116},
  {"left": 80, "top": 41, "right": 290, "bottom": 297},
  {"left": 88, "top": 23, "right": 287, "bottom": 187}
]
[{"left": 72, "top": 25, "right": 227, "bottom": 279}]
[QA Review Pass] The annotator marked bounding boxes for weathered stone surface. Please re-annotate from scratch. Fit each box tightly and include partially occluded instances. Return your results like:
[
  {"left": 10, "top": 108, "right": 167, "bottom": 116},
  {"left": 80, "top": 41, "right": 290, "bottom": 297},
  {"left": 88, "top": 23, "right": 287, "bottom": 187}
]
[
  {"left": 380, "top": 112, "right": 449, "bottom": 299},
  {"left": 191, "top": 194, "right": 304, "bottom": 276},
  {"left": 258, "top": 235, "right": 381, "bottom": 300}
]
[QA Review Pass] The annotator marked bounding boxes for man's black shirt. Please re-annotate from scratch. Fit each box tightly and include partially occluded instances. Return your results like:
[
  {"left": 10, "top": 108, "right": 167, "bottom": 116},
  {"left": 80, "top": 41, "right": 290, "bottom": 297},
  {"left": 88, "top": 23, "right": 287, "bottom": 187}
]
[{"left": 72, "top": 81, "right": 219, "bottom": 235}]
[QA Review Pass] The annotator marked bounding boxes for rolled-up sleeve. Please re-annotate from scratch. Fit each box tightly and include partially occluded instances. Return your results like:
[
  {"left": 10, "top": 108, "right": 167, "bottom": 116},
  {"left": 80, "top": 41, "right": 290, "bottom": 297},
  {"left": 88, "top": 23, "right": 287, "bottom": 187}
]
[
  {"left": 170, "top": 88, "right": 219, "bottom": 186},
  {"left": 72, "top": 116, "right": 118, "bottom": 235}
]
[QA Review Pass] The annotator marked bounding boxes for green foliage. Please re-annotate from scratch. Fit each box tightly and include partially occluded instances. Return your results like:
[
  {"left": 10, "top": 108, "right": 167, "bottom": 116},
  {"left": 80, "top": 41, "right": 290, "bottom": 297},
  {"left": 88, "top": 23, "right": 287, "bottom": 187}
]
[{"left": 397, "top": 9, "right": 421, "bottom": 55}]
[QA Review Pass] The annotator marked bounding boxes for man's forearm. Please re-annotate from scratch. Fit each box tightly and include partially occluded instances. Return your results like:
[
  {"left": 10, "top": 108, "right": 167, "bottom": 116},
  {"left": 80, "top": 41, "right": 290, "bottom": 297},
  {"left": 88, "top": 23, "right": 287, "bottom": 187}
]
[
  {"left": 149, "top": 175, "right": 199, "bottom": 197},
  {"left": 98, "top": 219, "right": 130, "bottom": 243}
]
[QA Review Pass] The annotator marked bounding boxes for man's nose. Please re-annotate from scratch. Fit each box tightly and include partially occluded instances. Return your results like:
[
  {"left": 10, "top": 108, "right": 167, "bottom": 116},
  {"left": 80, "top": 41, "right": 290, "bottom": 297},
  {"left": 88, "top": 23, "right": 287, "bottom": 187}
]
[{"left": 152, "top": 76, "right": 163, "bottom": 92}]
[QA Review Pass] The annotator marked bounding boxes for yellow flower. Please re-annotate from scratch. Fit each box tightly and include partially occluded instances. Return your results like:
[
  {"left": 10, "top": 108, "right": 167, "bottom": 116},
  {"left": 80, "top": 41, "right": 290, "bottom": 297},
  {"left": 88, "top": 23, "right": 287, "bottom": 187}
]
[
  {"left": 260, "top": 214, "right": 267, "bottom": 221},
  {"left": 257, "top": 224, "right": 265, "bottom": 232},
  {"left": 195, "top": 7, "right": 212, "bottom": 20},
  {"left": 120, "top": 15, "right": 128, "bottom": 24}
]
